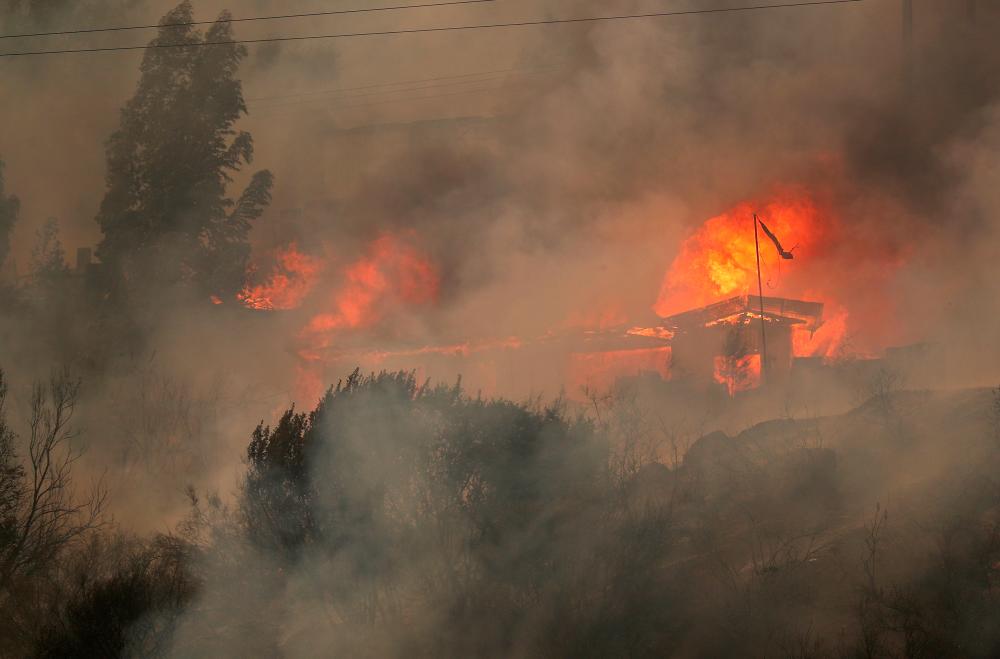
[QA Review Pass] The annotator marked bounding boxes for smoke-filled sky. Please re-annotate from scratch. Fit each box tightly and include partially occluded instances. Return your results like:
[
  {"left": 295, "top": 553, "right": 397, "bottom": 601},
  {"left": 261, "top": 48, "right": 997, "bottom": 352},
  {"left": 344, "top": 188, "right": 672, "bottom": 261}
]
[
  {"left": 2, "top": 1, "right": 1000, "bottom": 609},
  {"left": 2, "top": 0, "right": 999, "bottom": 395}
]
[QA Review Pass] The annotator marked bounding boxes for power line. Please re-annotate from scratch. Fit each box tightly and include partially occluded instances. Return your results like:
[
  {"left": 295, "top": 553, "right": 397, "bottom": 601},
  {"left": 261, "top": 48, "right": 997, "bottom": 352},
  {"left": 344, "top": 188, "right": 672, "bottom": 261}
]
[
  {"left": 0, "top": 0, "right": 497, "bottom": 40},
  {"left": 0, "top": 1, "right": 866, "bottom": 58}
]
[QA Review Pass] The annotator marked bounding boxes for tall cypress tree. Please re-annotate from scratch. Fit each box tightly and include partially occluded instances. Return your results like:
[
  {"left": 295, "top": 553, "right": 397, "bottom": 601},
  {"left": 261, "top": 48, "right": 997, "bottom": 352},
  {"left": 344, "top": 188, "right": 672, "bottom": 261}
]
[{"left": 96, "top": 1, "right": 272, "bottom": 300}]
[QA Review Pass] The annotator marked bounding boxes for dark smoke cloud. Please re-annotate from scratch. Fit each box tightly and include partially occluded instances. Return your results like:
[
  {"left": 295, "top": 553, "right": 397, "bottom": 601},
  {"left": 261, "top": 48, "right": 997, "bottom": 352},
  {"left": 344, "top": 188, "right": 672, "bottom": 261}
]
[
  {"left": 1, "top": 3, "right": 1000, "bottom": 657},
  {"left": 1, "top": 0, "right": 999, "bottom": 556}
]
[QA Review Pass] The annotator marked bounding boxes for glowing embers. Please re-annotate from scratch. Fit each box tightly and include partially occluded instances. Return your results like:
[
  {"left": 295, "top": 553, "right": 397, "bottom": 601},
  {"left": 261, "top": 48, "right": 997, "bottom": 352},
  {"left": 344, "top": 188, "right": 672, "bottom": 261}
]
[
  {"left": 343, "top": 337, "right": 524, "bottom": 363},
  {"left": 626, "top": 326, "right": 674, "bottom": 341},
  {"left": 713, "top": 354, "right": 761, "bottom": 396},
  {"left": 238, "top": 242, "right": 323, "bottom": 311},
  {"left": 662, "top": 295, "right": 819, "bottom": 393}
]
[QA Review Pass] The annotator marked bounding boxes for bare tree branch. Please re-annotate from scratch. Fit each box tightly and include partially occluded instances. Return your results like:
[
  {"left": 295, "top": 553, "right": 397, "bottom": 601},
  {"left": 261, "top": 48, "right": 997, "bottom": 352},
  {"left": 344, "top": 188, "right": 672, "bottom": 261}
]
[{"left": 0, "top": 369, "right": 106, "bottom": 590}]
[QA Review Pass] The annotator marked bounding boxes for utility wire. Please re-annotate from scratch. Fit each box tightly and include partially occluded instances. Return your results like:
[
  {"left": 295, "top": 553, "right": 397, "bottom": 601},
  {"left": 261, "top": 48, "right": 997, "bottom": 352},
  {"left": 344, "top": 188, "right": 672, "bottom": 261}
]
[
  {"left": 0, "top": 0, "right": 865, "bottom": 58},
  {"left": 0, "top": 0, "right": 497, "bottom": 40}
]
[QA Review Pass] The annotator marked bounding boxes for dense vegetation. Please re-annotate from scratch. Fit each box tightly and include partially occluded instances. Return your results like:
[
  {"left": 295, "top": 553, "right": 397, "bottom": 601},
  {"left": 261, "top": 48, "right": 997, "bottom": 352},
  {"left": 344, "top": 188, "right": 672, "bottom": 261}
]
[
  {"left": 0, "top": 1, "right": 272, "bottom": 367},
  {"left": 0, "top": 366, "right": 997, "bottom": 658},
  {"left": 1, "top": 2, "right": 999, "bottom": 657}
]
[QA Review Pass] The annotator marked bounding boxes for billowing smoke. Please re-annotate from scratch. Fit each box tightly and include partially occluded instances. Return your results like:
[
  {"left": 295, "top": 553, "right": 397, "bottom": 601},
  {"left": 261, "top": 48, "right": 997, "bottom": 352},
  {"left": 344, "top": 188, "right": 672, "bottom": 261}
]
[
  {"left": 2, "top": 1, "right": 1000, "bottom": 656},
  {"left": 0, "top": 0, "right": 997, "bottom": 511}
]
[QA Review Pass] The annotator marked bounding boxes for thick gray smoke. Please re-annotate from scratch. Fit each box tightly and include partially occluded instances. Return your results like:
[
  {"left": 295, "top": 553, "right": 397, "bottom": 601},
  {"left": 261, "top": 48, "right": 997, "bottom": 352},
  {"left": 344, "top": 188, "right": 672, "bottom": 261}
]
[
  {"left": 1, "top": 1, "right": 1000, "bottom": 656},
  {"left": 3, "top": 2, "right": 999, "bottom": 380},
  {"left": 0, "top": 0, "right": 996, "bottom": 505}
]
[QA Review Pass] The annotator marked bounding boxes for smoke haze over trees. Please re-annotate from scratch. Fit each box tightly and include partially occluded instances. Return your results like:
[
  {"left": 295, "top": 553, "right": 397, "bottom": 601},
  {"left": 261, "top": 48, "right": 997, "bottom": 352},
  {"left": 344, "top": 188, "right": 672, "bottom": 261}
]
[
  {"left": 95, "top": 1, "right": 273, "bottom": 302},
  {"left": 1, "top": 0, "right": 1000, "bottom": 656},
  {"left": 2, "top": 364, "right": 997, "bottom": 657}
]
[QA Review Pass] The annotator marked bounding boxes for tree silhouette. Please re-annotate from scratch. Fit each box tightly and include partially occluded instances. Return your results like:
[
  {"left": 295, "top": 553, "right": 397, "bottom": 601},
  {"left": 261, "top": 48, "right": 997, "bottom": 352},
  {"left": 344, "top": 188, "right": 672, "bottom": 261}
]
[
  {"left": 0, "top": 370, "right": 106, "bottom": 590},
  {"left": 95, "top": 1, "right": 272, "bottom": 301}
]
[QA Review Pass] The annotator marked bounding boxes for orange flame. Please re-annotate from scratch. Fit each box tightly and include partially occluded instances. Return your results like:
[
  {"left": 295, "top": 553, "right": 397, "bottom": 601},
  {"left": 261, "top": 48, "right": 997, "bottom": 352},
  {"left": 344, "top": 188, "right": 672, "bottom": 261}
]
[
  {"left": 236, "top": 234, "right": 440, "bottom": 403},
  {"left": 301, "top": 234, "right": 438, "bottom": 344},
  {"left": 277, "top": 186, "right": 903, "bottom": 402},
  {"left": 238, "top": 243, "right": 324, "bottom": 311},
  {"left": 567, "top": 347, "right": 672, "bottom": 394},
  {"left": 792, "top": 303, "right": 849, "bottom": 359},
  {"left": 294, "top": 234, "right": 440, "bottom": 401},
  {"left": 713, "top": 354, "right": 761, "bottom": 395},
  {"left": 355, "top": 337, "right": 524, "bottom": 363},
  {"left": 653, "top": 192, "right": 870, "bottom": 360},
  {"left": 655, "top": 194, "right": 823, "bottom": 317}
]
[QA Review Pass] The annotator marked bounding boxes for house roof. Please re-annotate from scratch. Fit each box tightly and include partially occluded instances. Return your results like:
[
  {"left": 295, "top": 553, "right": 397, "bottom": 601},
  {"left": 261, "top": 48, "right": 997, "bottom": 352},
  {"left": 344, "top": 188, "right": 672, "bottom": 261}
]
[{"left": 660, "top": 295, "right": 824, "bottom": 332}]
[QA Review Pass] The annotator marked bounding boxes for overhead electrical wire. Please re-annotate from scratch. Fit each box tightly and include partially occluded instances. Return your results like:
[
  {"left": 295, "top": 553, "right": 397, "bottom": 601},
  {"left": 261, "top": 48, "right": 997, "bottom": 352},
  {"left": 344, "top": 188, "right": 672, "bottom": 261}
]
[
  {"left": 0, "top": 0, "right": 865, "bottom": 58},
  {"left": 0, "top": 0, "right": 498, "bottom": 40}
]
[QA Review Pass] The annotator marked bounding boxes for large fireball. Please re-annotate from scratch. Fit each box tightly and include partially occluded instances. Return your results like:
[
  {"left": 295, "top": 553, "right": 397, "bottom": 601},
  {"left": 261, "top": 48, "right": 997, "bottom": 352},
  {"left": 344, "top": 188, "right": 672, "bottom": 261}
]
[{"left": 655, "top": 194, "right": 824, "bottom": 317}]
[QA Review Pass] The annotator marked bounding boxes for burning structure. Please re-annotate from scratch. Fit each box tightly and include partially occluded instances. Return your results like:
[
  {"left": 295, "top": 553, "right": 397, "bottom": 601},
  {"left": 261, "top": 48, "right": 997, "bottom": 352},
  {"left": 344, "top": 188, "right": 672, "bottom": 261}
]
[
  {"left": 662, "top": 294, "right": 824, "bottom": 395},
  {"left": 225, "top": 194, "right": 844, "bottom": 401},
  {"left": 563, "top": 197, "right": 835, "bottom": 398},
  {"left": 224, "top": 191, "right": 910, "bottom": 402}
]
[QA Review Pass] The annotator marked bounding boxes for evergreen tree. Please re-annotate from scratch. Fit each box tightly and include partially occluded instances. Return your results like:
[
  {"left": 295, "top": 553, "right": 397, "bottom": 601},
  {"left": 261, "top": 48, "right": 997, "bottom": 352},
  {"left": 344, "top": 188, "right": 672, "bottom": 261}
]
[{"left": 95, "top": 1, "right": 273, "bottom": 300}]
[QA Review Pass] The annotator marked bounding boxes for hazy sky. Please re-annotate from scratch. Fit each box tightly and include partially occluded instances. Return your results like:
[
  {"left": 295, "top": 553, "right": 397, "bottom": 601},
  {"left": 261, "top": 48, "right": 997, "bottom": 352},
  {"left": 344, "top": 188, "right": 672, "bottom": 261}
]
[{"left": 3, "top": 0, "right": 998, "bottom": 387}]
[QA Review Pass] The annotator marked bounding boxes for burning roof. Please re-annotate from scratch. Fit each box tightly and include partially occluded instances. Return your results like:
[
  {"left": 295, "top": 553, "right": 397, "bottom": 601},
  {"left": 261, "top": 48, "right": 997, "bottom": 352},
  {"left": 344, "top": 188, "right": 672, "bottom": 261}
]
[{"left": 661, "top": 295, "right": 824, "bottom": 333}]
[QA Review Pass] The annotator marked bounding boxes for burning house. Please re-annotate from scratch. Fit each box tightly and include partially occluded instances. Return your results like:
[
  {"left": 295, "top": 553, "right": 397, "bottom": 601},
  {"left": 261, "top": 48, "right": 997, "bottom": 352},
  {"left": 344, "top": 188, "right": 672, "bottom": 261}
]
[
  {"left": 229, "top": 194, "right": 898, "bottom": 402},
  {"left": 560, "top": 294, "right": 825, "bottom": 397},
  {"left": 662, "top": 294, "right": 824, "bottom": 394}
]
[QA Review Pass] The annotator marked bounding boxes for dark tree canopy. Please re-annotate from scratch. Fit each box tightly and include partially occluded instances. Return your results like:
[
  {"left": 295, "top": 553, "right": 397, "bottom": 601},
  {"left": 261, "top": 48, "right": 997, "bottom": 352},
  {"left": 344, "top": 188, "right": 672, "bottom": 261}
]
[
  {"left": 212, "top": 371, "right": 676, "bottom": 657},
  {"left": 0, "top": 160, "right": 19, "bottom": 275},
  {"left": 242, "top": 370, "right": 607, "bottom": 567},
  {"left": 95, "top": 1, "right": 273, "bottom": 300}
]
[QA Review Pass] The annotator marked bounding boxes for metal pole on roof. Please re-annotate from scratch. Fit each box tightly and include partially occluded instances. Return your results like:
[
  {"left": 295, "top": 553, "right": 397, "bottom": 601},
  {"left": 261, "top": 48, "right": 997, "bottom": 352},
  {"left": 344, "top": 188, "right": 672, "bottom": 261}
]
[{"left": 753, "top": 214, "right": 768, "bottom": 383}]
